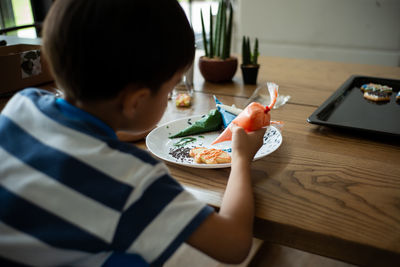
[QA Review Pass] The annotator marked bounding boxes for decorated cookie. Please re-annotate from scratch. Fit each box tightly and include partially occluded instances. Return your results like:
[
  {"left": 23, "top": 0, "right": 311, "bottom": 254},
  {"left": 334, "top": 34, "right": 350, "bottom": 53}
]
[
  {"left": 363, "top": 91, "right": 390, "bottom": 102},
  {"left": 190, "top": 147, "right": 231, "bottom": 164},
  {"left": 361, "top": 83, "right": 392, "bottom": 94}
]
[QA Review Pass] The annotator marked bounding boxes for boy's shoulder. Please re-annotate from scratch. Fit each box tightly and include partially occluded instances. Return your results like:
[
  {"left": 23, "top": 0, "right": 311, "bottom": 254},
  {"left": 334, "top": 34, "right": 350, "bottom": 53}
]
[
  {"left": 17, "top": 87, "right": 54, "bottom": 99},
  {"left": 2, "top": 87, "right": 161, "bottom": 166},
  {"left": 2, "top": 88, "right": 57, "bottom": 117}
]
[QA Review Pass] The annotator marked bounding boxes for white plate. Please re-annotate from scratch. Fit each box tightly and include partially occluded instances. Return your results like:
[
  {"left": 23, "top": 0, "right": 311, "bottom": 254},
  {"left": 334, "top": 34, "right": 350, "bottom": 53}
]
[{"left": 146, "top": 115, "right": 282, "bottom": 168}]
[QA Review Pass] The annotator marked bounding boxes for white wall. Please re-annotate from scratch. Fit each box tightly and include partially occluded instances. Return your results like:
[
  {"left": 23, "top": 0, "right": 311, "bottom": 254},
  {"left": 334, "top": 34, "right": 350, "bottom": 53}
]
[{"left": 235, "top": 0, "right": 400, "bottom": 66}]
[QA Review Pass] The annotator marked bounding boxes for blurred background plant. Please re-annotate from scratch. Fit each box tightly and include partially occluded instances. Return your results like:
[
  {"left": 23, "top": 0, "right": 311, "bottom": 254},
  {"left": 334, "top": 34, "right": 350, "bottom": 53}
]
[
  {"left": 200, "top": 0, "right": 233, "bottom": 60},
  {"left": 242, "top": 36, "right": 259, "bottom": 65}
]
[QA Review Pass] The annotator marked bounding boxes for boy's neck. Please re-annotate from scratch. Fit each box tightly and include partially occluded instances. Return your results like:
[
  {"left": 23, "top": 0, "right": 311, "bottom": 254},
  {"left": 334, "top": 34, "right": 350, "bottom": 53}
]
[{"left": 65, "top": 96, "right": 121, "bottom": 131}]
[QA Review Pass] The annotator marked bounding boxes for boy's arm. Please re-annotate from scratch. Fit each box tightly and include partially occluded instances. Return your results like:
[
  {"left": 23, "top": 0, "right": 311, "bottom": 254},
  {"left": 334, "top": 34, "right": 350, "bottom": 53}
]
[{"left": 186, "top": 125, "right": 266, "bottom": 264}]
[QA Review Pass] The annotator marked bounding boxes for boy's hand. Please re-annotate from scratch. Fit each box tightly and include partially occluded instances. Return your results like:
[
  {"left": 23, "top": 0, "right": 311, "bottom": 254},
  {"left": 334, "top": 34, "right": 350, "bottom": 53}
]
[
  {"left": 230, "top": 123, "right": 266, "bottom": 163},
  {"left": 187, "top": 123, "right": 266, "bottom": 263}
]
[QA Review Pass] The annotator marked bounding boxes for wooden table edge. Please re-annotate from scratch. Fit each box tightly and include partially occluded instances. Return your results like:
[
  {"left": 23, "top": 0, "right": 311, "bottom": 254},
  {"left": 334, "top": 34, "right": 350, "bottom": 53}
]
[{"left": 253, "top": 217, "right": 400, "bottom": 266}]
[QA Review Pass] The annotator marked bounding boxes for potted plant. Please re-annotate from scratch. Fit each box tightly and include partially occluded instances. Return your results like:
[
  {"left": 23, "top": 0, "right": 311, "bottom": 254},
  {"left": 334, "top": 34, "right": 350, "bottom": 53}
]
[
  {"left": 199, "top": 0, "right": 237, "bottom": 83},
  {"left": 241, "top": 36, "right": 259, "bottom": 85}
]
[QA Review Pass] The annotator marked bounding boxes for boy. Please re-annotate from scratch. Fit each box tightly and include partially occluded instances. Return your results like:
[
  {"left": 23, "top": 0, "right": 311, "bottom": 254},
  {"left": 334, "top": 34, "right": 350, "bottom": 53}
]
[{"left": 0, "top": 0, "right": 266, "bottom": 266}]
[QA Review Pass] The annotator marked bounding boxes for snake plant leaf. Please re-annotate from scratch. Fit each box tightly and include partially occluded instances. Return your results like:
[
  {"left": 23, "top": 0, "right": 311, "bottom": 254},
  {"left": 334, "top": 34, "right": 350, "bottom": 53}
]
[
  {"left": 214, "top": 0, "right": 222, "bottom": 57},
  {"left": 209, "top": 6, "right": 214, "bottom": 58},
  {"left": 253, "top": 38, "right": 259, "bottom": 64},
  {"left": 225, "top": 2, "right": 233, "bottom": 58},
  {"left": 200, "top": 9, "right": 209, "bottom": 57},
  {"left": 220, "top": 1, "right": 227, "bottom": 59}
]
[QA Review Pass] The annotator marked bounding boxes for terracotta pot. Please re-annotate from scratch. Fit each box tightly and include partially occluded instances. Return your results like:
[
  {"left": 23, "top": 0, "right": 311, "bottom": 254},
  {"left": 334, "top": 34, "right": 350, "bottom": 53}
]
[
  {"left": 198, "top": 56, "right": 238, "bottom": 83},
  {"left": 241, "top": 64, "right": 260, "bottom": 85}
]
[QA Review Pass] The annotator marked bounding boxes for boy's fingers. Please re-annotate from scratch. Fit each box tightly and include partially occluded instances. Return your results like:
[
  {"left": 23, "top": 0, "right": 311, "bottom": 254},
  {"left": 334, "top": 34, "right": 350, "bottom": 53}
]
[
  {"left": 257, "top": 127, "right": 267, "bottom": 135},
  {"left": 248, "top": 126, "right": 267, "bottom": 136},
  {"left": 229, "top": 122, "right": 238, "bottom": 130},
  {"left": 229, "top": 122, "right": 244, "bottom": 134},
  {"left": 230, "top": 123, "right": 267, "bottom": 137}
]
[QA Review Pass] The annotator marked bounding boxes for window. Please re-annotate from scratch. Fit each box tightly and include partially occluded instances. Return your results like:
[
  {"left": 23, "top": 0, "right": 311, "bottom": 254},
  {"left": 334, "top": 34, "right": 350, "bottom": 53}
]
[
  {"left": 0, "top": 0, "right": 36, "bottom": 38},
  {"left": 179, "top": 0, "right": 219, "bottom": 49}
]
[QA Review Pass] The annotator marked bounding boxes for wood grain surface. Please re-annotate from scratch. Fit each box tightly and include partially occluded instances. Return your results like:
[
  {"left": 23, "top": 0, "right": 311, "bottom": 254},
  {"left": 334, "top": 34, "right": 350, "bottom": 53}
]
[
  {"left": 161, "top": 102, "right": 400, "bottom": 254},
  {"left": 155, "top": 56, "right": 400, "bottom": 266},
  {"left": 2, "top": 54, "right": 399, "bottom": 266}
]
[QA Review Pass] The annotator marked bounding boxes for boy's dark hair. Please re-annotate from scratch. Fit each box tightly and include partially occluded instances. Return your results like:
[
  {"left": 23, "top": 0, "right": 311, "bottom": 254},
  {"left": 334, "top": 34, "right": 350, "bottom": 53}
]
[{"left": 42, "top": 0, "right": 195, "bottom": 101}]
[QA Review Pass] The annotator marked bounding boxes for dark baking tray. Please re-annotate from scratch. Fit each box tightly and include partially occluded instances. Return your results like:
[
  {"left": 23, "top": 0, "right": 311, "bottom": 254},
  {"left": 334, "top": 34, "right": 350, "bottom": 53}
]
[{"left": 307, "top": 75, "right": 400, "bottom": 136}]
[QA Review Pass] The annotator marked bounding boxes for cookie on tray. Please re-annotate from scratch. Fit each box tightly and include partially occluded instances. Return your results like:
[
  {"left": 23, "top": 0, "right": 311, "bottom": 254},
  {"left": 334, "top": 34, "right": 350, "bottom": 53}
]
[
  {"left": 363, "top": 91, "right": 390, "bottom": 102},
  {"left": 361, "top": 83, "right": 392, "bottom": 94}
]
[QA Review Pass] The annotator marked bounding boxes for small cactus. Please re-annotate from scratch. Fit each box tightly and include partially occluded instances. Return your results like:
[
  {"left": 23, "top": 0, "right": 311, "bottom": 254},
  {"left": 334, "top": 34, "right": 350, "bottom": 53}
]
[{"left": 242, "top": 36, "right": 259, "bottom": 65}]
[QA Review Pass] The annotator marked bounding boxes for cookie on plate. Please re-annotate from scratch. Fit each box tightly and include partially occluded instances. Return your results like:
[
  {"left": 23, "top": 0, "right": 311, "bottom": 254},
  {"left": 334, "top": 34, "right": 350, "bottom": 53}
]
[
  {"left": 363, "top": 91, "right": 390, "bottom": 102},
  {"left": 190, "top": 147, "right": 231, "bottom": 164}
]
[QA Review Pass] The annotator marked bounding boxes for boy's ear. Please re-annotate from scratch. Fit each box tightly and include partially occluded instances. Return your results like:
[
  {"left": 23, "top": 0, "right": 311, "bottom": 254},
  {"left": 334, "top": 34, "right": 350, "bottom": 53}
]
[{"left": 120, "top": 86, "right": 151, "bottom": 119}]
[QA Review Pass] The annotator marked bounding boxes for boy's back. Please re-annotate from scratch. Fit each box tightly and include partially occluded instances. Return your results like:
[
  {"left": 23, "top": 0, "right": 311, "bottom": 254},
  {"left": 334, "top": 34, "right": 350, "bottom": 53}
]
[{"left": 0, "top": 88, "right": 213, "bottom": 266}]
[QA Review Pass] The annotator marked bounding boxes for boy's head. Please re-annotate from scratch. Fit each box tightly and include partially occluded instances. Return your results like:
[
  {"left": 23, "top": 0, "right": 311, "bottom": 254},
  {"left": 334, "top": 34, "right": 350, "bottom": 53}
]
[{"left": 42, "top": 0, "right": 194, "bottom": 102}]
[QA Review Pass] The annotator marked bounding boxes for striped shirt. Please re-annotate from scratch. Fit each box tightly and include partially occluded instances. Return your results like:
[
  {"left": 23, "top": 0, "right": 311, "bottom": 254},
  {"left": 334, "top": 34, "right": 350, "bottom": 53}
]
[{"left": 0, "top": 88, "right": 213, "bottom": 266}]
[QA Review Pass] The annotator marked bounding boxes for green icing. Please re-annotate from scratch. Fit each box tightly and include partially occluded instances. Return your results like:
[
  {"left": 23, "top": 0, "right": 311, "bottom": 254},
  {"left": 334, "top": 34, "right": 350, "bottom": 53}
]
[
  {"left": 173, "top": 137, "right": 197, "bottom": 147},
  {"left": 169, "top": 109, "right": 222, "bottom": 138}
]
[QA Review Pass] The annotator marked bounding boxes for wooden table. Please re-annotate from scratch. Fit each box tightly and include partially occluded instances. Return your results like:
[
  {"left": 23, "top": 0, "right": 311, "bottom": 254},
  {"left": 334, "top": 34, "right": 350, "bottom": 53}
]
[
  {"left": 1, "top": 49, "right": 399, "bottom": 265},
  {"left": 150, "top": 55, "right": 400, "bottom": 266}
]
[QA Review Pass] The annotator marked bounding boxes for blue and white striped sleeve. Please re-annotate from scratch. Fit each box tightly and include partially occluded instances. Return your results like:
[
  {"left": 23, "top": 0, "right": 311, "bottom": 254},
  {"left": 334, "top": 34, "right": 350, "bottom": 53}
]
[{"left": 111, "top": 170, "right": 214, "bottom": 265}]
